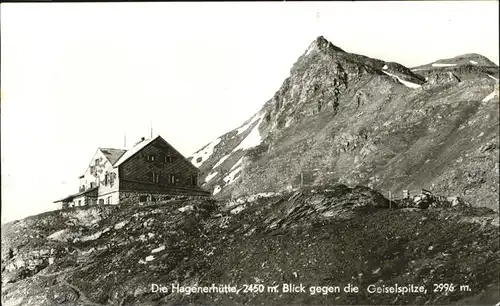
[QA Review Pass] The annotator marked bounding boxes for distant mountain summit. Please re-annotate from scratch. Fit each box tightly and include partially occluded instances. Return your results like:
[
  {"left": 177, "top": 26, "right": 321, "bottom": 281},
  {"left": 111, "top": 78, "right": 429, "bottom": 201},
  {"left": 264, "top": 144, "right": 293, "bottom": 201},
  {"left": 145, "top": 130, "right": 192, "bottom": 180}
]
[
  {"left": 412, "top": 53, "right": 498, "bottom": 70},
  {"left": 411, "top": 53, "right": 499, "bottom": 85},
  {"left": 189, "top": 36, "right": 499, "bottom": 211}
]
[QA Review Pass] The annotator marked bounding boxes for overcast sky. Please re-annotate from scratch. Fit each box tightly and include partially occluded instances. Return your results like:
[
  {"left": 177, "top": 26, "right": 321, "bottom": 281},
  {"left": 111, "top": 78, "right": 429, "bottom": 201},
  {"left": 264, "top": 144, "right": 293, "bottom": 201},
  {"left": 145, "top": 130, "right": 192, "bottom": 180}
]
[{"left": 1, "top": 1, "right": 498, "bottom": 223}]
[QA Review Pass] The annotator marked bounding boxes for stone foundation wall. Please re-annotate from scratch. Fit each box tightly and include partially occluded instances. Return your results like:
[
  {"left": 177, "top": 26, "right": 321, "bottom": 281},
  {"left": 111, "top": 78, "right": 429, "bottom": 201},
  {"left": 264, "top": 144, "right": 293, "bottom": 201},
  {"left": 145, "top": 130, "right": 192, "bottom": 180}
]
[
  {"left": 119, "top": 180, "right": 210, "bottom": 196},
  {"left": 97, "top": 192, "right": 120, "bottom": 205},
  {"left": 119, "top": 191, "right": 209, "bottom": 205}
]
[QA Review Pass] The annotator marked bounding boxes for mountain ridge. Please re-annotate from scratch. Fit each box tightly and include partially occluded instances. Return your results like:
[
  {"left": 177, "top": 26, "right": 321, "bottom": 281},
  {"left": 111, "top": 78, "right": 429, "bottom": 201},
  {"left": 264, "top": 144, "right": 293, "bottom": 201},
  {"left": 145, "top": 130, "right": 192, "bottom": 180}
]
[{"left": 188, "top": 36, "right": 499, "bottom": 211}]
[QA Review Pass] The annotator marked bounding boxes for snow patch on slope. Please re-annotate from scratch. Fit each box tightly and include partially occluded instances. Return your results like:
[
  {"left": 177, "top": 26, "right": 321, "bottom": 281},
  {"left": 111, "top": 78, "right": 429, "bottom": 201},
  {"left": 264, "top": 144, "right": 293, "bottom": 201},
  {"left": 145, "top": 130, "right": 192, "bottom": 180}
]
[
  {"left": 223, "top": 167, "right": 241, "bottom": 186},
  {"left": 487, "top": 74, "right": 499, "bottom": 82},
  {"left": 230, "top": 157, "right": 244, "bottom": 172},
  {"left": 213, "top": 185, "right": 221, "bottom": 195},
  {"left": 205, "top": 172, "right": 218, "bottom": 183},
  {"left": 210, "top": 112, "right": 263, "bottom": 173},
  {"left": 382, "top": 64, "right": 388, "bottom": 70},
  {"left": 236, "top": 113, "right": 263, "bottom": 135},
  {"left": 432, "top": 63, "right": 457, "bottom": 67},
  {"left": 151, "top": 245, "right": 166, "bottom": 254},
  {"left": 219, "top": 157, "right": 245, "bottom": 188},
  {"left": 213, "top": 154, "right": 230, "bottom": 168},
  {"left": 482, "top": 90, "right": 498, "bottom": 102},
  {"left": 178, "top": 205, "right": 194, "bottom": 212},
  {"left": 382, "top": 71, "right": 422, "bottom": 89},
  {"left": 470, "top": 60, "right": 478, "bottom": 65},
  {"left": 190, "top": 138, "right": 222, "bottom": 168},
  {"left": 232, "top": 116, "right": 265, "bottom": 152}
]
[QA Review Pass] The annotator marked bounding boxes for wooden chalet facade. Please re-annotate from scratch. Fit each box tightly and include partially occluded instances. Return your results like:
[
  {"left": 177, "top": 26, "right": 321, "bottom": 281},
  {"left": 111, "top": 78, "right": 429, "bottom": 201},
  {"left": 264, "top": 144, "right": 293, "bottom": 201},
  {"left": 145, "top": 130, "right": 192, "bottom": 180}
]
[{"left": 55, "top": 135, "right": 210, "bottom": 208}]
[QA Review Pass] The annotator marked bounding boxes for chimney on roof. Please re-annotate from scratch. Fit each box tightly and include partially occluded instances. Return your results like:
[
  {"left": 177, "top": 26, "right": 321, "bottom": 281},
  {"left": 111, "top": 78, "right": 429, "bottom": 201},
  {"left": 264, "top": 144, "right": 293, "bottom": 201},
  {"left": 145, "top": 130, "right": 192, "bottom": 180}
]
[{"left": 134, "top": 137, "right": 146, "bottom": 147}]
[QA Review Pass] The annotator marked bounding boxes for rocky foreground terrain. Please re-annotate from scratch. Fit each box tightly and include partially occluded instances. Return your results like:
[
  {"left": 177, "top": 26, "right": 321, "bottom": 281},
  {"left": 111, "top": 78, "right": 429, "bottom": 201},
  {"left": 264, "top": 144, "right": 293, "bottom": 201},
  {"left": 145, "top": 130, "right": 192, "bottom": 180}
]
[
  {"left": 2, "top": 186, "right": 499, "bottom": 305},
  {"left": 2, "top": 37, "right": 499, "bottom": 305},
  {"left": 191, "top": 36, "right": 499, "bottom": 212}
]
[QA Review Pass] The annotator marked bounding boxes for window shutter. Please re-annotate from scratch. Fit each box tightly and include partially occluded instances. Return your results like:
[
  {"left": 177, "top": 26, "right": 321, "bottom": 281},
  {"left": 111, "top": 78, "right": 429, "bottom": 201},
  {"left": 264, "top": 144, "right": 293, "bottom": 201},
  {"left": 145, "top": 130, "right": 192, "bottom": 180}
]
[{"left": 164, "top": 154, "right": 172, "bottom": 163}]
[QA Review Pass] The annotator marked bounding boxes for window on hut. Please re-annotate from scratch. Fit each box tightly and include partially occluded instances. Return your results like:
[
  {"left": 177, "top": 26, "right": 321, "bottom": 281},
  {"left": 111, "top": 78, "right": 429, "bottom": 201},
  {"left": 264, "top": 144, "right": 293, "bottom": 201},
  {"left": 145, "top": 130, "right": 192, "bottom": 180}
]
[{"left": 152, "top": 172, "right": 159, "bottom": 183}]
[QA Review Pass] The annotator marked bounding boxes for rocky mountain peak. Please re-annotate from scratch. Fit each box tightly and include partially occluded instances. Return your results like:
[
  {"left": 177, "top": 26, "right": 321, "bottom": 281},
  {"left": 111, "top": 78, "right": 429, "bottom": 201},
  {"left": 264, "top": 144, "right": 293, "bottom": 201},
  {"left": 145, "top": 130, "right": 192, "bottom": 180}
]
[
  {"left": 188, "top": 36, "right": 499, "bottom": 213},
  {"left": 290, "top": 36, "right": 351, "bottom": 75},
  {"left": 308, "top": 35, "right": 346, "bottom": 54}
]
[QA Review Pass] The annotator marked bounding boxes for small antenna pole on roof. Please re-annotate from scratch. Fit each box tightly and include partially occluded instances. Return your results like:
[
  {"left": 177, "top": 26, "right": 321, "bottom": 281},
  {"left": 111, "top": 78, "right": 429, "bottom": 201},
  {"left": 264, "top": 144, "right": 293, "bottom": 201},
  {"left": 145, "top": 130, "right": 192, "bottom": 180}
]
[
  {"left": 150, "top": 120, "right": 153, "bottom": 138},
  {"left": 124, "top": 133, "right": 127, "bottom": 149}
]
